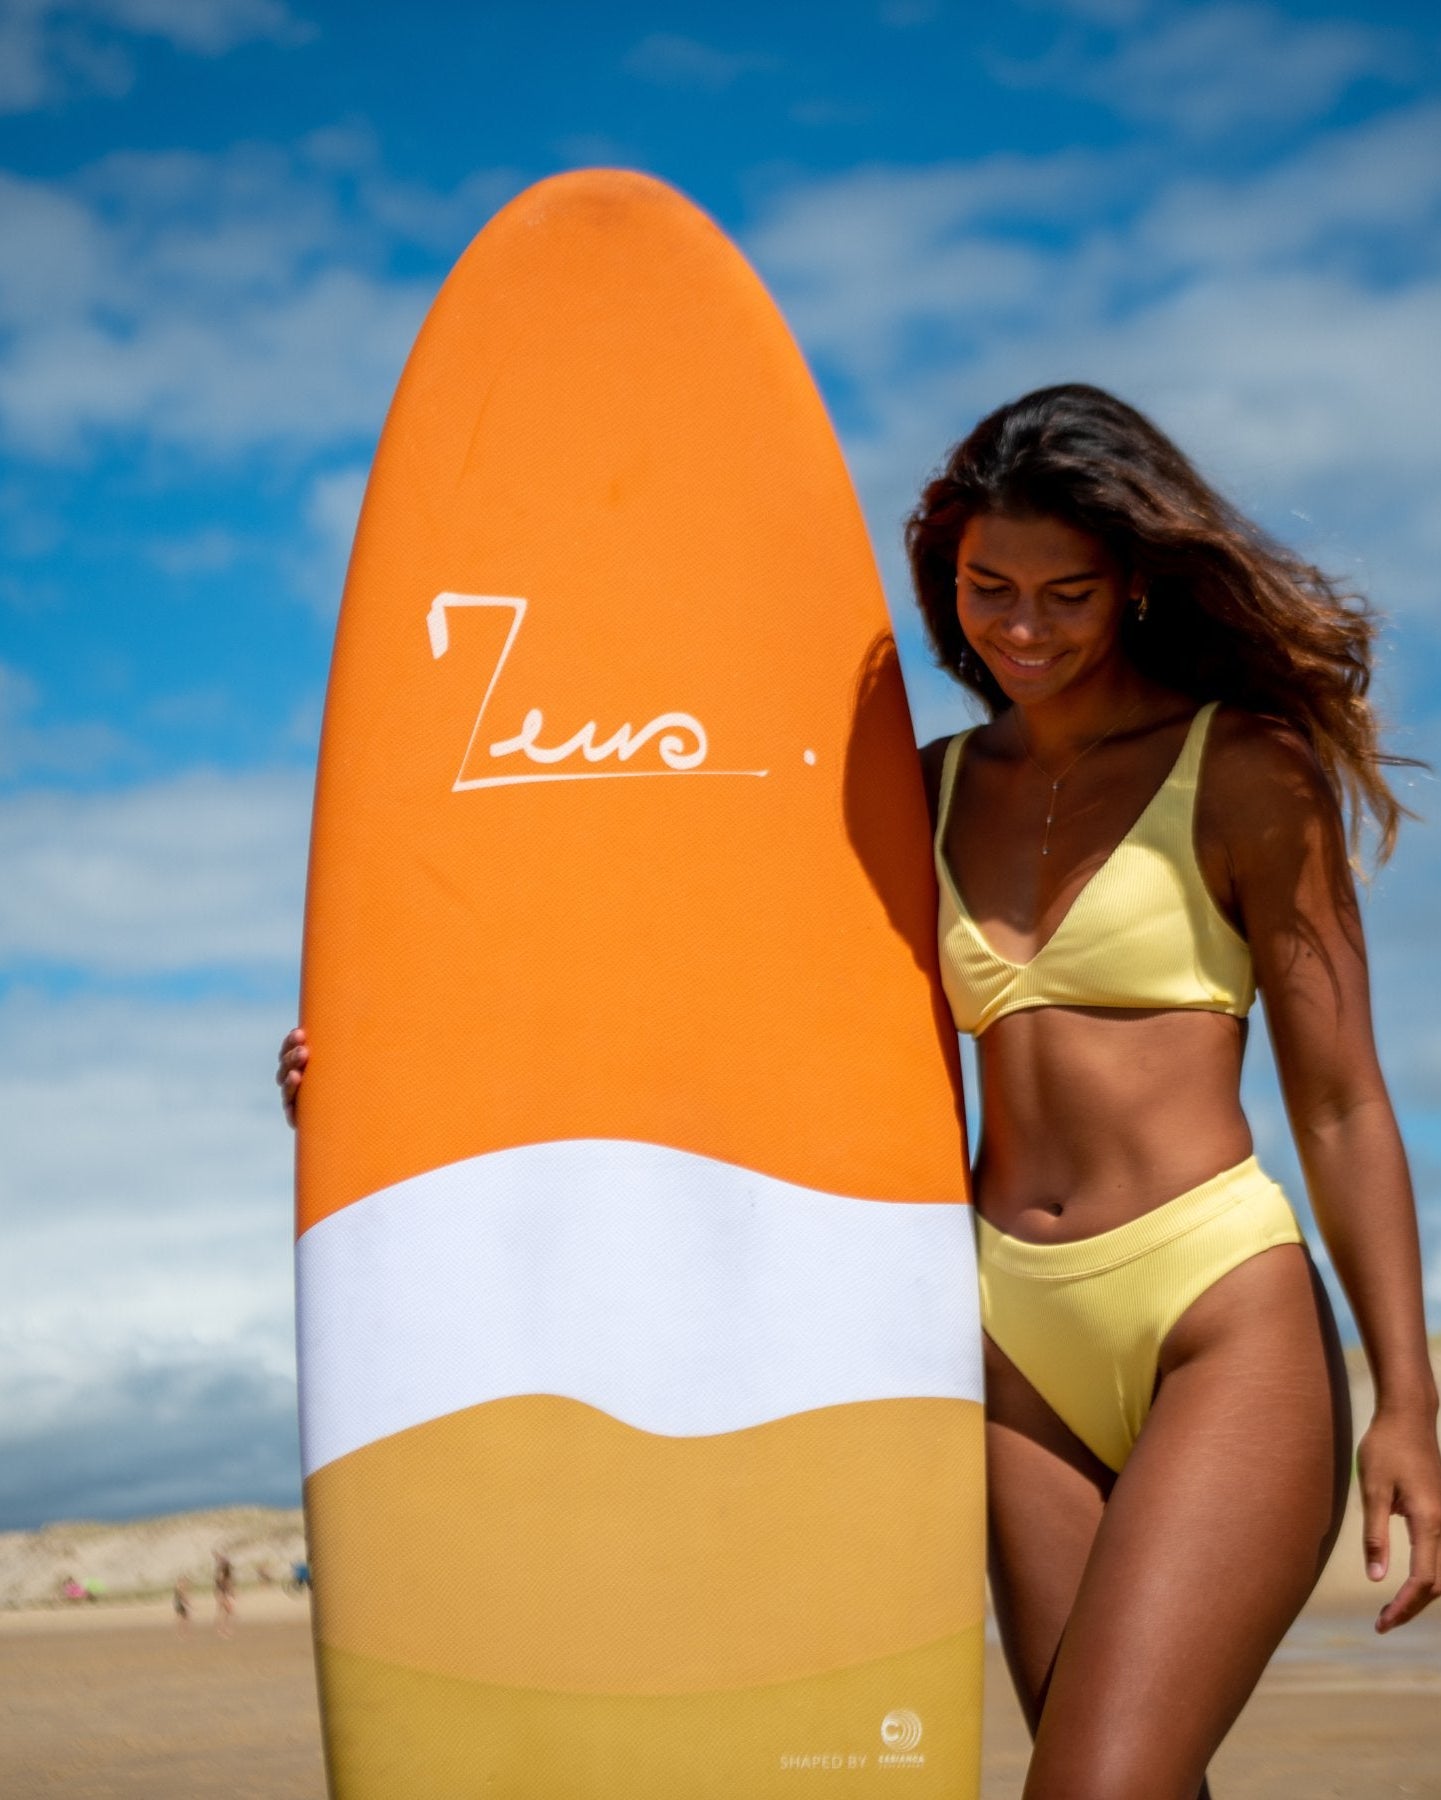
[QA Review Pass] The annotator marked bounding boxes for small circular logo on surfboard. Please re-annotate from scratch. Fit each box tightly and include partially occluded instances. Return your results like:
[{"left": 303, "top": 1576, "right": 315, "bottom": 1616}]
[{"left": 880, "top": 1709, "right": 924, "bottom": 1752}]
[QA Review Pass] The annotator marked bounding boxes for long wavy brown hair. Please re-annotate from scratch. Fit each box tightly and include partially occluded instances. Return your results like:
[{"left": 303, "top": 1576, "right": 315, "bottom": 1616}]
[{"left": 905, "top": 382, "right": 1413, "bottom": 862}]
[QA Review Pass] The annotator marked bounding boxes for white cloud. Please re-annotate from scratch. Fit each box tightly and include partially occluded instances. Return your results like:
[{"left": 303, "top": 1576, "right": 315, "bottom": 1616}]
[
  {"left": 1111, "top": 4, "right": 1406, "bottom": 137},
  {"left": 0, "top": 989, "right": 292, "bottom": 1256},
  {"left": 359, "top": 165, "right": 523, "bottom": 256},
  {"left": 745, "top": 149, "right": 1128, "bottom": 383},
  {"left": 10, "top": 286, "right": 412, "bottom": 464},
  {"left": 283, "top": 690, "right": 323, "bottom": 755},
  {"left": 0, "top": 275, "right": 422, "bottom": 458},
  {"left": 1135, "top": 101, "right": 1441, "bottom": 273},
  {"left": 744, "top": 109, "right": 1441, "bottom": 653},
  {"left": 998, "top": 2, "right": 1409, "bottom": 139},
  {"left": 0, "top": 0, "right": 307, "bottom": 115},
  {"left": 0, "top": 169, "right": 109, "bottom": 326},
  {"left": 143, "top": 525, "right": 243, "bottom": 577},
  {"left": 0, "top": 1352, "right": 300, "bottom": 1525},
  {"left": 0, "top": 767, "right": 310, "bottom": 974},
  {"left": 293, "top": 462, "right": 367, "bottom": 617},
  {"left": 0, "top": 985, "right": 301, "bottom": 1523},
  {"left": 1038, "top": 271, "right": 1441, "bottom": 500},
  {"left": 623, "top": 32, "right": 777, "bottom": 90},
  {"left": 0, "top": 0, "right": 118, "bottom": 111},
  {"left": 0, "top": 138, "right": 519, "bottom": 458},
  {"left": 303, "top": 463, "right": 365, "bottom": 561},
  {"left": 294, "top": 120, "right": 524, "bottom": 256},
  {"left": 98, "top": 0, "right": 307, "bottom": 56}
]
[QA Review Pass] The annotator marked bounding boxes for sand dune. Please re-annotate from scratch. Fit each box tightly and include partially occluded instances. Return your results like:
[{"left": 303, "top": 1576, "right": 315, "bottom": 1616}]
[{"left": 0, "top": 1505, "right": 306, "bottom": 1611}]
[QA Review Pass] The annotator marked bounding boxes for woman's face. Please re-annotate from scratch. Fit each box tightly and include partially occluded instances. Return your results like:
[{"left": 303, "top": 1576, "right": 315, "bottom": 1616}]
[{"left": 954, "top": 511, "right": 1137, "bottom": 706}]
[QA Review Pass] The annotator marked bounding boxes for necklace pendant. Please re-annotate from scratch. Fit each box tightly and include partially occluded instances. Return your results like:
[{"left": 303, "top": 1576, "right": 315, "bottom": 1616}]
[{"left": 1017, "top": 695, "right": 1149, "bottom": 867}]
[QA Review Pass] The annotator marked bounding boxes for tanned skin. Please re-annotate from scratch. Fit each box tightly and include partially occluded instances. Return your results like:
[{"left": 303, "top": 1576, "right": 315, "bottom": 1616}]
[{"left": 918, "top": 510, "right": 1440, "bottom": 1800}]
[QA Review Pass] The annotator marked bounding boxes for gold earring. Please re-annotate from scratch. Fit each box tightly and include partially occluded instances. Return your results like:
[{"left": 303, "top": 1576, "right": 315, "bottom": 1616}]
[{"left": 1134, "top": 591, "right": 1150, "bottom": 621}]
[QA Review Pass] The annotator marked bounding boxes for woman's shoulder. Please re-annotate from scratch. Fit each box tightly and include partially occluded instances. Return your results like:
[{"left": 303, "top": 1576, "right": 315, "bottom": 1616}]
[
  {"left": 1200, "top": 706, "right": 1343, "bottom": 866},
  {"left": 1204, "top": 706, "right": 1331, "bottom": 802}
]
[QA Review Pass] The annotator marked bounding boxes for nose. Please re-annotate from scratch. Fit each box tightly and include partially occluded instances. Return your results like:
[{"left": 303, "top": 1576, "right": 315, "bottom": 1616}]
[{"left": 998, "top": 593, "right": 1049, "bottom": 646}]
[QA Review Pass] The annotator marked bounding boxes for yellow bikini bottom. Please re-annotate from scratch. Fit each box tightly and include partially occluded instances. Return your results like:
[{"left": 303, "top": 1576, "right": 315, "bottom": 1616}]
[{"left": 976, "top": 1156, "right": 1304, "bottom": 1473}]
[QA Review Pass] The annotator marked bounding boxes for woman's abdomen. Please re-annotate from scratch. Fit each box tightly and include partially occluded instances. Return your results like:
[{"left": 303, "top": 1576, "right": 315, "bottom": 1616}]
[{"left": 972, "top": 1005, "right": 1254, "bottom": 1242}]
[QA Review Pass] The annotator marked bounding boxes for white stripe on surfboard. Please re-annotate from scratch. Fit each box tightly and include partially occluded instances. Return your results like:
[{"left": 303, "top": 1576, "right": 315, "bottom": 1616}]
[{"left": 296, "top": 1139, "right": 980, "bottom": 1477}]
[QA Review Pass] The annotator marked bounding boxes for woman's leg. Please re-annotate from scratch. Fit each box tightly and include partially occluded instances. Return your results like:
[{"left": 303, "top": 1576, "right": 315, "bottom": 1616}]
[
  {"left": 985, "top": 1335, "right": 1229, "bottom": 1794},
  {"left": 1020, "top": 1247, "right": 1350, "bottom": 1800},
  {"left": 983, "top": 1332, "right": 1114, "bottom": 1733}
]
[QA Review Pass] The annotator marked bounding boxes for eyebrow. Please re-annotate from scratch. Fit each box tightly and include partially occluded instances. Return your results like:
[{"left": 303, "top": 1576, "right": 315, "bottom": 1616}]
[{"left": 962, "top": 561, "right": 1106, "bottom": 584}]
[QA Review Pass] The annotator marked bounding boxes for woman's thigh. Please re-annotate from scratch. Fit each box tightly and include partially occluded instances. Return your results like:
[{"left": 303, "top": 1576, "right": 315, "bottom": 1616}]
[
  {"left": 983, "top": 1332, "right": 1114, "bottom": 1733},
  {"left": 1021, "top": 1245, "right": 1351, "bottom": 1800}
]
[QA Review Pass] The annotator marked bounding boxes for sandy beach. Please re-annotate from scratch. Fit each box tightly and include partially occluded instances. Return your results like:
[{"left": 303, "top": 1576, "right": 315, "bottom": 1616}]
[{"left": 1, "top": 1585, "right": 1436, "bottom": 1798}]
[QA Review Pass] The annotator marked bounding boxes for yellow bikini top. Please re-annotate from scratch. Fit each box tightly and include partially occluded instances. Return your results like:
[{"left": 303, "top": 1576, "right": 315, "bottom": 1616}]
[{"left": 935, "top": 701, "right": 1255, "bottom": 1037}]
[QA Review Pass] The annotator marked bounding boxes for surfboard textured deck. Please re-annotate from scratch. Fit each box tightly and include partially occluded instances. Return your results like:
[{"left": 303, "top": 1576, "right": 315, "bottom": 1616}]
[{"left": 297, "top": 169, "right": 984, "bottom": 1798}]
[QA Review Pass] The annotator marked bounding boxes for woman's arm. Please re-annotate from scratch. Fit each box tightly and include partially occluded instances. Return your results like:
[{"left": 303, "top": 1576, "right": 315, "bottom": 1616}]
[{"left": 1214, "top": 712, "right": 1440, "bottom": 1631}]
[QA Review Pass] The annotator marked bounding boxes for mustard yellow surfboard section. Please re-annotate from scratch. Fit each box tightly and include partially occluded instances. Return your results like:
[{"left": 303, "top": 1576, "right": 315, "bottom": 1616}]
[
  {"left": 317, "top": 1625, "right": 986, "bottom": 1798},
  {"left": 297, "top": 169, "right": 983, "bottom": 1798}
]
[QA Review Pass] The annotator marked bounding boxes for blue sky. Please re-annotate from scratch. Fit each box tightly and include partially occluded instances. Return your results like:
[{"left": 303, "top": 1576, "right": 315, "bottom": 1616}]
[{"left": 2, "top": 0, "right": 1439, "bottom": 1528}]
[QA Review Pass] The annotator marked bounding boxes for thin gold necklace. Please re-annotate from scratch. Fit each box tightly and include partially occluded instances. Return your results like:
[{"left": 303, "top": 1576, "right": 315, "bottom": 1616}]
[{"left": 1012, "top": 700, "right": 1147, "bottom": 858}]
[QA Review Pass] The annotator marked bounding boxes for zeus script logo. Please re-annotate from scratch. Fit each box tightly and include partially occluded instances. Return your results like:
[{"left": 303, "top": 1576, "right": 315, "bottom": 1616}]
[{"left": 427, "top": 593, "right": 772, "bottom": 791}]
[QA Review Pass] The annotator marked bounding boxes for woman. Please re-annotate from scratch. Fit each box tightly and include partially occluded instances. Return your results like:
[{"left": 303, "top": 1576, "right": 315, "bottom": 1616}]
[
  {"left": 908, "top": 383, "right": 1438, "bottom": 1797},
  {"left": 278, "top": 380, "right": 1438, "bottom": 1796}
]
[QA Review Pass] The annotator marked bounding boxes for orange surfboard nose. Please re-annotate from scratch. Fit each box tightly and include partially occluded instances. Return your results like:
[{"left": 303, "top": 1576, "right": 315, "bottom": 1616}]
[{"left": 298, "top": 170, "right": 965, "bottom": 1233}]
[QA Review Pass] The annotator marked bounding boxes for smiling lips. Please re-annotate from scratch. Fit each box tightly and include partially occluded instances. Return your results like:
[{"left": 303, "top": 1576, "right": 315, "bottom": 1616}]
[{"left": 995, "top": 647, "right": 1067, "bottom": 674}]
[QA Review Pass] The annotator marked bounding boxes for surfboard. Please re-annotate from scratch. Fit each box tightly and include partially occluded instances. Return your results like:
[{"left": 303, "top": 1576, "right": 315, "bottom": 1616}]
[{"left": 296, "top": 168, "right": 984, "bottom": 1799}]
